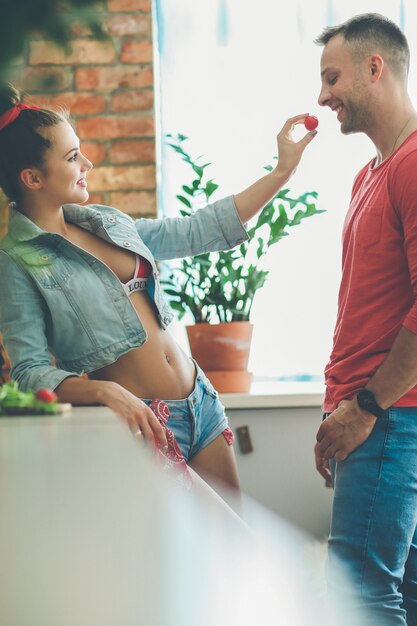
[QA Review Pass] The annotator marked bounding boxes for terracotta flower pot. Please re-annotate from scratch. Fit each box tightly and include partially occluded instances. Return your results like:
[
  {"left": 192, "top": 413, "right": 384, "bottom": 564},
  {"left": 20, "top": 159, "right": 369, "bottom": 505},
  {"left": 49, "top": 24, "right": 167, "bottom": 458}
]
[
  {"left": 186, "top": 322, "right": 253, "bottom": 393},
  {"left": 203, "top": 370, "right": 253, "bottom": 394}
]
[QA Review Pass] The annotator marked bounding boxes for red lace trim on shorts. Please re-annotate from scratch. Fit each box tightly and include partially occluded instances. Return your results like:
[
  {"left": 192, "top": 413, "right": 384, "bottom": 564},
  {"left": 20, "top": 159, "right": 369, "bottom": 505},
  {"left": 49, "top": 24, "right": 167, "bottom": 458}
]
[
  {"left": 222, "top": 426, "right": 234, "bottom": 446},
  {"left": 150, "top": 398, "right": 193, "bottom": 489}
]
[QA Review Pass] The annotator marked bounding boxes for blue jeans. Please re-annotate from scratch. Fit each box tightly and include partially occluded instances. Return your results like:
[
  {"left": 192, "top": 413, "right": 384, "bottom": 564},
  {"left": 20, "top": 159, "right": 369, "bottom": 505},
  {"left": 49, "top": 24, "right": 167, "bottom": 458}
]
[
  {"left": 141, "top": 362, "right": 229, "bottom": 463},
  {"left": 328, "top": 407, "right": 417, "bottom": 626}
]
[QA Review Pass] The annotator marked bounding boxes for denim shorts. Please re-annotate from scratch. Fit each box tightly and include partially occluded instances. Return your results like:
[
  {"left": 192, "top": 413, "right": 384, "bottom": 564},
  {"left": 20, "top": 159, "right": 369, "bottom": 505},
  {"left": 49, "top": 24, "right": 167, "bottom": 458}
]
[{"left": 141, "top": 361, "right": 231, "bottom": 462}]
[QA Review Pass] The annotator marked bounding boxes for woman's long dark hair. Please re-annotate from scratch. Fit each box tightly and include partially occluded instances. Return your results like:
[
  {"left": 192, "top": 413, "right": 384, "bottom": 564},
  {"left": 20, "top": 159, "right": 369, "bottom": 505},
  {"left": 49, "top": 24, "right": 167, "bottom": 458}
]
[{"left": 0, "top": 84, "right": 67, "bottom": 202}]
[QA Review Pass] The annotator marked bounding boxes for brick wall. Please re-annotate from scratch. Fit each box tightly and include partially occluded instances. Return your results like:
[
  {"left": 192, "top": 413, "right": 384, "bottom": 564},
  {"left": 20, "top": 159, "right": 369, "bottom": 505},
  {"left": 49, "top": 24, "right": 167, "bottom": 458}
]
[
  {"left": 17, "top": 0, "right": 157, "bottom": 219},
  {"left": 0, "top": 0, "right": 157, "bottom": 383}
]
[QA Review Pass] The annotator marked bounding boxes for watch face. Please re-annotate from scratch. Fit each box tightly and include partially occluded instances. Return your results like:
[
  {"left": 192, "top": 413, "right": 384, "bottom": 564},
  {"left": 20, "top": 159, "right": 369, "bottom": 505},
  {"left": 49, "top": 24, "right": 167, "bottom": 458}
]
[
  {"left": 363, "top": 397, "right": 374, "bottom": 410},
  {"left": 359, "top": 391, "right": 372, "bottom": 405},
  {"left": 357, "top": 390, "right": 384, "bottom": 418}
]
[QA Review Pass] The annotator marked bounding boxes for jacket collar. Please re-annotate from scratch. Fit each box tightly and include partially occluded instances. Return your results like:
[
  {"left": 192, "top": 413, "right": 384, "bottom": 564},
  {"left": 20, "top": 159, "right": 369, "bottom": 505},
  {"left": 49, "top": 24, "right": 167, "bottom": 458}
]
[{"left": 7, "top": 203, "right": 101, "bottom": 243}]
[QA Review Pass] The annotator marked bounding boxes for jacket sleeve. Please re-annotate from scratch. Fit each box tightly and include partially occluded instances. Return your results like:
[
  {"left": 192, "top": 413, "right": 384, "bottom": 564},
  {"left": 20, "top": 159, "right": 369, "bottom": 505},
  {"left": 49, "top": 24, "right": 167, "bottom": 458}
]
[
  {"left": 134, "top": 195, "right": 249, "bottom": 261},
  {"left": 0, "top": 251, "right": 82, "bottom": 392}
]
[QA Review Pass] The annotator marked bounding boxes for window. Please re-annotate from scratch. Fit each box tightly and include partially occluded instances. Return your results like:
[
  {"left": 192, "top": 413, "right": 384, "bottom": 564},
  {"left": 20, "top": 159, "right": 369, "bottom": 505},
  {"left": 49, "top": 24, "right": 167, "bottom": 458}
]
[{"left": 155, "top": 0, "right": 417, "bottom": 381}]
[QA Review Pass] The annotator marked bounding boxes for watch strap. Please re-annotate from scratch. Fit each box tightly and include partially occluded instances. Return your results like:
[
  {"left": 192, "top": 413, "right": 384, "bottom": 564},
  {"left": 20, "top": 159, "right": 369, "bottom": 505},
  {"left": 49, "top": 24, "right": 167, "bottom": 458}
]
[{"left": 356, "top": 388, "right": 386, "bottom": 419}]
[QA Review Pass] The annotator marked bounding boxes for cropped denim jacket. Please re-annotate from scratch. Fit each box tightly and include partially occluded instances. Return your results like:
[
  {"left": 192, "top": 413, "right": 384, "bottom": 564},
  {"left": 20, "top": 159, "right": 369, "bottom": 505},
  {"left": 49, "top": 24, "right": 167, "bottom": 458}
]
[{"left": 0, "top": 197, "right": 248, "bottom": 392}]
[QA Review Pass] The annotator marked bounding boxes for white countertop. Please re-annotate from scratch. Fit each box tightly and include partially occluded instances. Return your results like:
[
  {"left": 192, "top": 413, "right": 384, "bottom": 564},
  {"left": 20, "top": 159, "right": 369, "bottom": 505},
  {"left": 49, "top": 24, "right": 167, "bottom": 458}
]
[
  {"left": 0, "top": 406, "right": 252, "bottom": 626},
  {"left": 219, "top": 381, "right": 324, "bottom": 409},
  {"left": 0, "top": 403, "right": 329, "bottom": 626}
]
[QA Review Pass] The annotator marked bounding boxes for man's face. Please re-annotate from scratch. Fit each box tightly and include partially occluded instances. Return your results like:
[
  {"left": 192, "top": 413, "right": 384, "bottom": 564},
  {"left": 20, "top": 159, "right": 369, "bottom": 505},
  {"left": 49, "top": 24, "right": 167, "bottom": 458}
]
[{"left": 318, "top": 34, "right": 374, "bottom": 135}]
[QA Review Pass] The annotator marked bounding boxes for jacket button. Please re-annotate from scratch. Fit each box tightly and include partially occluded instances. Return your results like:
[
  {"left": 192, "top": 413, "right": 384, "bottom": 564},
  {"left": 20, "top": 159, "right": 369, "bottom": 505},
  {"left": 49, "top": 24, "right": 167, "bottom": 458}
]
[
  {"left": 123, "top": 241, "right": 131, "bottom": 247},
  {"left": 41, "top": 255, "right": 49, "bottom": 261},
  {"left": 108, "top": 217, "right": 116, "bottom": 223}
]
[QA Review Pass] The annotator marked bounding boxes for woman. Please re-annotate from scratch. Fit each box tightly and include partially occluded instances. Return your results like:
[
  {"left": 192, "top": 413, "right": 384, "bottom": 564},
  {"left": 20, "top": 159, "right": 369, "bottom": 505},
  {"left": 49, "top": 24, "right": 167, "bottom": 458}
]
[{"left": 0, "top": 84, "right": 316, "bottom": 497}]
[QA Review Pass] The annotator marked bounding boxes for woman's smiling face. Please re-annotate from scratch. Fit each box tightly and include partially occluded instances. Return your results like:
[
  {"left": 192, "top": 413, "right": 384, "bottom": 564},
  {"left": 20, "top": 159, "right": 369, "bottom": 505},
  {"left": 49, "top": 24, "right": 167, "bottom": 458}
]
[{"left": 29, "top": 120, "right": 93, "bottom": 206}]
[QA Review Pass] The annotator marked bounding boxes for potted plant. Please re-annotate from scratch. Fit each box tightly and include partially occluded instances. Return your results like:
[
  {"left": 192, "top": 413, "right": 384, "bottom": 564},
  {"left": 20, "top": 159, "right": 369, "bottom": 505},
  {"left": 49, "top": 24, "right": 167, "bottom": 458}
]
[{"left": 162, "top": 135, "right": 324, "bottom": 393}]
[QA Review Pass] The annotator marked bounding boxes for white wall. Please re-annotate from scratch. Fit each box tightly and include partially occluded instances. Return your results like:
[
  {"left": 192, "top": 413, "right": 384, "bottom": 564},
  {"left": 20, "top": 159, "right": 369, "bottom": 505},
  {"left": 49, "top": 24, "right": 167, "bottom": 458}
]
[
  {"left": 228, "top": 406, "right": 333, "bottom": 538},
  {"left": 157, "top": 0, "right": 417, "bottom": 380}
]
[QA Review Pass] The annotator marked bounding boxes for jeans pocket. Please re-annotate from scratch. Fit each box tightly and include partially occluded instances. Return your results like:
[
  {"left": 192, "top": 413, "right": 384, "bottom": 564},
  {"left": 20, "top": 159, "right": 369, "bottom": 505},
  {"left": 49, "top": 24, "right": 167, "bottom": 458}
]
[{"left": 329, "top": 457, "right": 336, "bottom": 488}]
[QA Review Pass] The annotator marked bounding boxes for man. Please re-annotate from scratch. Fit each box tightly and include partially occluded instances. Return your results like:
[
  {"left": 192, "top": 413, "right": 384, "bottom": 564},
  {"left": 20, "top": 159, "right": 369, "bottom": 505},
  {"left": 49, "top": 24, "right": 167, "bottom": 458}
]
[{"left": 315, "top": 13, "right": 417, "bottom": 626}]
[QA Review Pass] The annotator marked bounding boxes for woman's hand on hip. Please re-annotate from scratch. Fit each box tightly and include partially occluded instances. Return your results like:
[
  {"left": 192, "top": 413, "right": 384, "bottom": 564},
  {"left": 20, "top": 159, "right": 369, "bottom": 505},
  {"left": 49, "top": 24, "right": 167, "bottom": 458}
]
[{"left": 100, "top": 382, "right": 168, "bottom": 448}]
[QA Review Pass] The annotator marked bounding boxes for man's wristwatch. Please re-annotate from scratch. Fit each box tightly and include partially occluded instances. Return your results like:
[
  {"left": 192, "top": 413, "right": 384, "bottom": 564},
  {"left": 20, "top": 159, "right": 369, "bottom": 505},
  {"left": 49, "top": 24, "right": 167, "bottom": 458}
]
[{"left": 356, "top": 388, "right": 386, "bottom": 419}]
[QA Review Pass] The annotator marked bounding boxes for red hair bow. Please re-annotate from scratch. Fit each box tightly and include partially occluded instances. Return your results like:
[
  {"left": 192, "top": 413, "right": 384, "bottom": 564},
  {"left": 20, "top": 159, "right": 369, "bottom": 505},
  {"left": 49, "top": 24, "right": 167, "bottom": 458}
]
[{"left": 0, "top": 104, "right": 40, "bottom": 131}]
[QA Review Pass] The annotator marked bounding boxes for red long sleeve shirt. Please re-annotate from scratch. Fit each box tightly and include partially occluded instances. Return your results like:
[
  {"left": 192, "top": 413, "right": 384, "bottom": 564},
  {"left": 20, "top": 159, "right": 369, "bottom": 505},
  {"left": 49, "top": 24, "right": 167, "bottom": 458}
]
[{"left": 323, "top": 130, "right": 417, "bottom": 412}]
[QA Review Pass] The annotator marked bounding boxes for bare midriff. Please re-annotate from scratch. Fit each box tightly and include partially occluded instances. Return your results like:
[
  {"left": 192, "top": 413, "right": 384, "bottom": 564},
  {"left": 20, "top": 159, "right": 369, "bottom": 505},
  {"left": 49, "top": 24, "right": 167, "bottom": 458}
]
[
  {"left": 90, "top": 290, "right": 196, "bottom": 400},
  {"left": 65, "top": 223, "right": 196, "bottom": 401}
]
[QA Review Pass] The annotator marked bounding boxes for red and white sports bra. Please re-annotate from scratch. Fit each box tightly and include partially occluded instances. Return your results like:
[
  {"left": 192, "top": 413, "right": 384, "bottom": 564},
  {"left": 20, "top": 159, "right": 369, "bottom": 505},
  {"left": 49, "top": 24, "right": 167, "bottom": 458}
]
[{"left": 122, "top": 254, "right": 152, "bottom": 296}]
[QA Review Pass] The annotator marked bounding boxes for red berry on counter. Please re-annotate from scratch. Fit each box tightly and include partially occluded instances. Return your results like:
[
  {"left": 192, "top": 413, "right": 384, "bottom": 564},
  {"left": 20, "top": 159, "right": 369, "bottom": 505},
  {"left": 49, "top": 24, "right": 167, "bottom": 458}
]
[
  {"left": 36, "top": 388, "right": 57, "bottom": 403},
  {"left": 304, "top": 115, "right": 319, "bottom": 131}
]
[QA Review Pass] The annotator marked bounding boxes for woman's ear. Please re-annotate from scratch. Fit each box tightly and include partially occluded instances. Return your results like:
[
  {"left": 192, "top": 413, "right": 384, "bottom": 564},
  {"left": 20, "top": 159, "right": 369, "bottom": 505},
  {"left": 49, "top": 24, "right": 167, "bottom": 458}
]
[{"left": 20, "top": 168, "right": 42, "bottom": 191}]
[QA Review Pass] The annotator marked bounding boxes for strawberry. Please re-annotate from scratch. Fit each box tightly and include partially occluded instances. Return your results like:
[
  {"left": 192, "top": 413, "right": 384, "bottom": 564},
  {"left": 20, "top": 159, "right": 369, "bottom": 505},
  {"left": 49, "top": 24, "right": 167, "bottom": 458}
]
[
  {"left": 304, "top": 115, "right": 319, "bottom": 131},
  {"left": 35, "top": 388, "right": 57, "bottom": 403}
]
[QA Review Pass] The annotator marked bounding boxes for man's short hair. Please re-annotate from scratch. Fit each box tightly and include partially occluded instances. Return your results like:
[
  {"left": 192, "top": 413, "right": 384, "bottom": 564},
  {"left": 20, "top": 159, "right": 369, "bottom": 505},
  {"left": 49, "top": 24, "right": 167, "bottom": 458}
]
[{"left": 315, "top": 13, "right": 410, "bottom": 78}]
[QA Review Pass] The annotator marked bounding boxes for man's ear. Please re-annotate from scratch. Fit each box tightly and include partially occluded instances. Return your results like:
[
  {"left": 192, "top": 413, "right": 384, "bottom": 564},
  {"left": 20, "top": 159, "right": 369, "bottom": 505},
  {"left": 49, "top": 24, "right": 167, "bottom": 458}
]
[
  {"left": 369, "top": 54, "right": 384, "bottom": 82},
  {"left": 20, "top": 168, "right": 43, "bottom": 191}
]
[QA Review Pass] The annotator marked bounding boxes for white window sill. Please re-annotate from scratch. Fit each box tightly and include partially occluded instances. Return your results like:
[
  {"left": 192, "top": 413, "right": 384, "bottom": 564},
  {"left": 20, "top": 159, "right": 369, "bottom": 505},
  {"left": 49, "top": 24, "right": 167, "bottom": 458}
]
[{"left": 219, "top": 381, "right": 324, "bottom": 409}]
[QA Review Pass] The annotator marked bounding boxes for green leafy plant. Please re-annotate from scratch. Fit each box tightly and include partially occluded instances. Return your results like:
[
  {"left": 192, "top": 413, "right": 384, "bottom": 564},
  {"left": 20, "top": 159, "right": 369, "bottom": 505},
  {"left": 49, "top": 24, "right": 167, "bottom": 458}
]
[{"left": 162, "top": 134, "right": 324, "bottom": 324}]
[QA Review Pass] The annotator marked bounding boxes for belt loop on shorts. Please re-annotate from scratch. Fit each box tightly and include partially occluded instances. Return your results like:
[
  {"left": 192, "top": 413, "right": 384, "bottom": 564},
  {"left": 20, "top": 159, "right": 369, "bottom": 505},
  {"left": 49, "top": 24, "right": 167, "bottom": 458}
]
[{"left": 191, "top": 358, "right": 201, "bottom": 382}]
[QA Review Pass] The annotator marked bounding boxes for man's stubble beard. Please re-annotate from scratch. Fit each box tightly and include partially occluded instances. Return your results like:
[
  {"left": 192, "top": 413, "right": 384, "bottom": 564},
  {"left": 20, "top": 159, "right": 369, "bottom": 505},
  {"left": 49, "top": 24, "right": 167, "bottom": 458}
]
[{"left": 340, "top": 84, "right": 375, "bottom": 136}]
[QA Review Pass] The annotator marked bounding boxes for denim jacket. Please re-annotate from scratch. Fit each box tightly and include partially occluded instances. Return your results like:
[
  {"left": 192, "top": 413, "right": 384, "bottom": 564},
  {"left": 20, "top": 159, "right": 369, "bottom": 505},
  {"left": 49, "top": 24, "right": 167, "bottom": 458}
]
[{"left": 0, "top": 196, "right": 248, "bottom": 391}]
